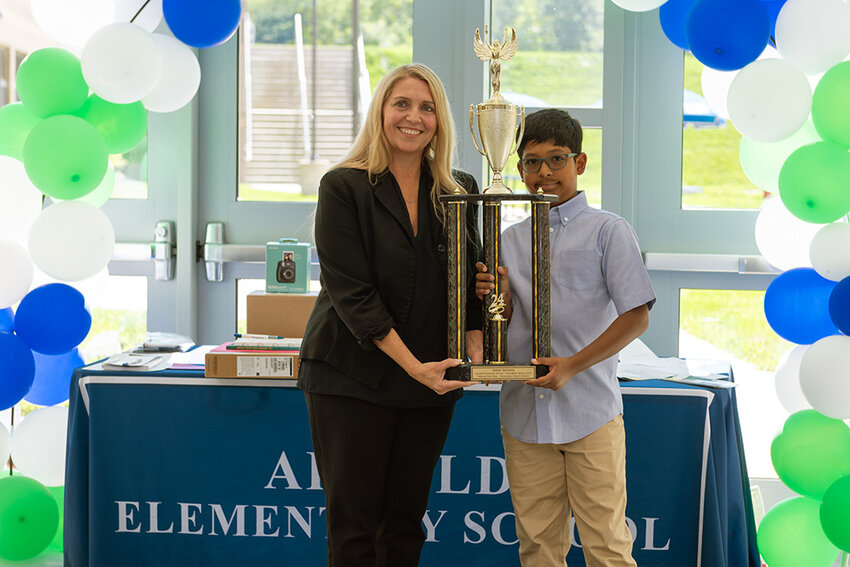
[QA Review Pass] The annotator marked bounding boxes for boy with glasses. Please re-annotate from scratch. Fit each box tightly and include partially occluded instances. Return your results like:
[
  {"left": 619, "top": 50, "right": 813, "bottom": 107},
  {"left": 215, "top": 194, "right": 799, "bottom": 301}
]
[{"left": 476, "top": 108, "right": 655, "bottom": 566}]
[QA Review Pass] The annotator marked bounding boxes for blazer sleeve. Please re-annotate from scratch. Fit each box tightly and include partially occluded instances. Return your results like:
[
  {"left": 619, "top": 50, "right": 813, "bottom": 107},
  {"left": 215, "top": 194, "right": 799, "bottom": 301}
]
[{"left": 314, "top": 169, "right": 394, "bottom": 349}]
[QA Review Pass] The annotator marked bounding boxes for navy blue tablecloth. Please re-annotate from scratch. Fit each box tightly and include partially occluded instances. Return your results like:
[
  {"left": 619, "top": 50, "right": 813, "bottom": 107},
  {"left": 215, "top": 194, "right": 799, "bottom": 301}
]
[{"left": 64, "top": 368, "right": 758, "bottom": 566}]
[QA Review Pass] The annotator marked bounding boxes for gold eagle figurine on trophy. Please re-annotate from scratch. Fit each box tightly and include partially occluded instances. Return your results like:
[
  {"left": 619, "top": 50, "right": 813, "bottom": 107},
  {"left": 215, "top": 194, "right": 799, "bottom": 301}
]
[{"left": 473, "top": 25, "right": 518, "bottom": 97}]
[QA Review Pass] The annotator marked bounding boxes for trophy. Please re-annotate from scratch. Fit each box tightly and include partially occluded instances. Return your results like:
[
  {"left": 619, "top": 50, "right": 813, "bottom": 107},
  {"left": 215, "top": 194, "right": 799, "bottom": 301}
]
[{"left": 441, "top": 26, "right": 556, "bottom": 381}]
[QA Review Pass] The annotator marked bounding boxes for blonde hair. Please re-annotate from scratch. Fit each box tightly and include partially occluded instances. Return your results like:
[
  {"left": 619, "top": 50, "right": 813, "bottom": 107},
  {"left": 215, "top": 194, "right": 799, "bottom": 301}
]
[{"left": 336, "top": 63, "right": 466, "bottom": 208}]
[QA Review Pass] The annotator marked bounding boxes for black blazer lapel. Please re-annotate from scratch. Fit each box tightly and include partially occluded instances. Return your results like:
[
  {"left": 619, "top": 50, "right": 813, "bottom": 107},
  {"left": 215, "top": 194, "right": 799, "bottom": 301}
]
[{"left": 373, "top": 173, "right": 414, "bottom": 242}]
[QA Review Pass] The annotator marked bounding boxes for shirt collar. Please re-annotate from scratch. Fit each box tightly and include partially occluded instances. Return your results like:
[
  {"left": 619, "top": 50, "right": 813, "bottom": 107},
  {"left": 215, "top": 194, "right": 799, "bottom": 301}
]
[{"left": 550, "top": 191, "right": 588, "bottom": 225}]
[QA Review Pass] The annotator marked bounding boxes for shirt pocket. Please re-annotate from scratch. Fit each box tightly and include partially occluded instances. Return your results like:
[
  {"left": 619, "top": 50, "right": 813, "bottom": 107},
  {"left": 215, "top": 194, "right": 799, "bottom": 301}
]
[{"left": 554, "top": 249, "right": 603, "bottom": 291}]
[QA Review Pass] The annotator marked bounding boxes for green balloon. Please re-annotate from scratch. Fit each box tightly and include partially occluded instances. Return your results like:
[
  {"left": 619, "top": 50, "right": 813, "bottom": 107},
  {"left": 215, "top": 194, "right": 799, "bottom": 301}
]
[
  {"left": 15, "top": 48, "right": 89, "bottom": 118},
  {"left": 757, "top": 497, "right": 839, "bottom": 567},
  {"left": 0, "top": 475, "right": 60, "bottom": 562},
  {"left": 821, "top": 475, "right": 850, "bottom": 553},
  {"left": 23, "top": 114, "right": 108, "bottom": 200},
  {"left": 46, "top": 485, "right": 64, "bottom": 552},
  {"left": 770, "top": 410, "right": 850, "bottom": 499},
  {"left": 54, "top": 162, "right": 115, "bottom": 207},
  {"left": 740, "top": 119, "right": 820, "bottom": 194},
  {"left": 778, "top": 141, "right": 850, "bottom": 223},
  {"left": 0, "top": 103, "right": 42, "bottom": 160},
  {"left": 76, "top": 95, "right": 148, "bottom": 155},
  {"left": 812, "top": 60, "right": 850, "bottom": 150}
]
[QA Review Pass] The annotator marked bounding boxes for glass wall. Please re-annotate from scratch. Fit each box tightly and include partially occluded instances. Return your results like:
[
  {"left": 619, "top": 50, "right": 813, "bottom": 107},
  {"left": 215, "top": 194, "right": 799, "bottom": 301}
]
[
  {"left": 238, "top": 0, "right": 414, "bottom": 202},
  {"left": 492, "top": 0, "right": 604, "bottom": 223},
  {"left": 681, "top": 53, "right": 764, "bottom": 210}
]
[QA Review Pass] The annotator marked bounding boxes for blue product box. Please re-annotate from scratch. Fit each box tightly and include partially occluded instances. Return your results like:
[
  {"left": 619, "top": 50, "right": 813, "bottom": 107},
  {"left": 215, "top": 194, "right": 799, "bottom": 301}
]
[{"left": 265, "top": 238, "right": 311, "bottom": 293}]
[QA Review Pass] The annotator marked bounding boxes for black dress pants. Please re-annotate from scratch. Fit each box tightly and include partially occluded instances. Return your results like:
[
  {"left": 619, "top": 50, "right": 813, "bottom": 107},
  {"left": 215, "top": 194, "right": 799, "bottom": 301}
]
[{"left": 304, "top": 392, "right": 455, "bottom": 567}]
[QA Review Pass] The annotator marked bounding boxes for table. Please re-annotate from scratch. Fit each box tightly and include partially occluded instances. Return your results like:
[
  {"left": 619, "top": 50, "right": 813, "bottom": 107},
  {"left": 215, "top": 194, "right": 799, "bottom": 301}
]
[{"left": 65, "top": 366, "right": 759, "bottom": 566}]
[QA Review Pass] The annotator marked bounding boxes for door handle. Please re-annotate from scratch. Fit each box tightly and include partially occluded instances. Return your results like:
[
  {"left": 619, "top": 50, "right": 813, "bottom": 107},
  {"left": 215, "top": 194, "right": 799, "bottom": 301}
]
[
  {"left": 201, "top": 222, "right": 265, "bottom": 282},
  {"left": 111, "top": 221, "right": 176, "bottom": 281}
]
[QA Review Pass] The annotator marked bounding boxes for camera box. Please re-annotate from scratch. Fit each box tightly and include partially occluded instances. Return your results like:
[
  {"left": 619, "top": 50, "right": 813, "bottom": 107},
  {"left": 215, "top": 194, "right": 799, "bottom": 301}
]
[
  {"left": 246, "top": 291, "right": 317, "bottom": 338},
  {"left": 205, "top": 343, "right": 301, "bottom": 379},
  {"left": 265, "top": 238, "right": 311, "bottom": 293}
]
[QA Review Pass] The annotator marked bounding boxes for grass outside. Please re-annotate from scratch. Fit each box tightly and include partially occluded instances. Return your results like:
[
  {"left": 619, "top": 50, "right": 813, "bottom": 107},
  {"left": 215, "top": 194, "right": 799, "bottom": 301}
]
[
  {"left": 682, "top": 53, "right": 764, "bottom": 210},
  {"left": 680, "top": 289, "right": 792, "bottom": 371}
]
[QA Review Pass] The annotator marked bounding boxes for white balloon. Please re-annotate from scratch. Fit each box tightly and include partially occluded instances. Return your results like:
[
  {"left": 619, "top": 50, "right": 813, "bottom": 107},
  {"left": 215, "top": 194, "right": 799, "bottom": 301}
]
[
  {"left": 755, "top": 197, "right": 826, "bottom": 271},
  {"left": 0, "top": 240, "right": 34, "bottom": 308},
  {"left": 700, "top": 67, "right": 737, "bottom": 121},
  {"left": 774, "top": 345, "right": 811, "bottom": 414},
  {"left": 10, "top": 406, "right": 68, "bottom": 486},
  {"left": 610, "top": 0, "right": 667, "bottom": 11},
  {"left": 28, "top": 201, "right": 115, "bottom": 282},
  {"left": 776, "top": 0, "right": 850, "bottom": 75},
  {"left": 728, "top": 58, "right": 812, "bottom": 143},
  {"left": 31, "top": 0, "right": 115, "bottom": 50},
  {"left": 81, "top": 23, "right": 163, "bottom": 104},
  {"left": 0, "top": 423, "right": 9, "bottom": 472},
  {"left": 800, "top": 335, "right": 850, "bottom": 420},
  {"left": 0, "top": 156, "right": 44, "bottom": 246},
  {"left": 701, "top": 45, "right": 781, "bottom": 121},
  {"left": 113, "top": 0, "right": 163, "bottom": 32},
  {"left": 810, "top": 222, "right": 850, "bottom": 282},
  {"left": 143, "top": 33, "right": 201, "bottom": 113}
]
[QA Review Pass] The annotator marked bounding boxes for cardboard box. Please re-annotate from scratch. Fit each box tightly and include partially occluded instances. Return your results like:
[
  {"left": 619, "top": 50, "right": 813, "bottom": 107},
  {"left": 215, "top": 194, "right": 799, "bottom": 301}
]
[
  {"left": 205, "top": 344, "right": 301, "bottom": 379},
  {"left": 246, "top": 291, "right": 317, "bottom": 338},
  {"left": 265, "top": 239, "right": 311, "bottom": 293}
]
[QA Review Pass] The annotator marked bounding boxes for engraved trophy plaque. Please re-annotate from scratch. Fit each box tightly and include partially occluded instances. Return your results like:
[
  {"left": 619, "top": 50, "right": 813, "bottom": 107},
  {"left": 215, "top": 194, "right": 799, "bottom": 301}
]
[{"left": 441, "top": 26, "right": 556, "bottom": 381}]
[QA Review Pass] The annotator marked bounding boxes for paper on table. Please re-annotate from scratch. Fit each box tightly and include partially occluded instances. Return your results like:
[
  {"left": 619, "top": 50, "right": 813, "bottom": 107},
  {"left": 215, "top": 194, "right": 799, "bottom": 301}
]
[
  {"left": 616, "top": 338, "right": 691, "bottom": 381},
  {"left": 170, "top": 345, "right": 215, "bottom": 366}
]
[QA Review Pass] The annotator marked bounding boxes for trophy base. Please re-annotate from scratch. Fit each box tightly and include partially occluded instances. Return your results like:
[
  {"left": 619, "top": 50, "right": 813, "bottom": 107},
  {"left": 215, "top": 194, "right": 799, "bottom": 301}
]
[{"left": 445, "top": 364, "right": 549, "bottom": 382}]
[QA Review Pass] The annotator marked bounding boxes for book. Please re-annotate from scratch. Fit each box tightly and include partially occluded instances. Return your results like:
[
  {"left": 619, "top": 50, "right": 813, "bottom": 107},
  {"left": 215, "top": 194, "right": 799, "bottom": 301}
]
[
  {"left": 226, "top": 337, "right": 302, "bottom": 351},
  {"left": 206, "top": 343, "right": 301, "bottom": 378}
]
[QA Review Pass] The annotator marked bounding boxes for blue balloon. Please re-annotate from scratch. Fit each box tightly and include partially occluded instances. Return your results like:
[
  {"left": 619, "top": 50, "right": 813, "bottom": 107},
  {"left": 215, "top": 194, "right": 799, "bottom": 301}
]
[
  {"left": 828, "top": 277, "right": 850, "bottom": 336},
  {"left": 0, "top": 332, "right": 36, "bottom": 411},
  {"left": 162, "top": 0, "right": 242, "bottom": 49},
  {"left": 686, "top": 0, "right": 770, "bottom": 71},
  {"left": 764, "top": 268, "right": 839, "bottom": 345},
  {"left": 0, "top": 308, "right": 13, "bottom": 333},
  {"left": 24, "top": 349, "right": 84, "bottom": 406},
  {"left": 660, "top": 0, "right": 698, "bottom": 50},
  {"left": 13, "top": 284, "right": 91, "bottom": 355},
  {"left": 761, "top": 0, "right": 787, "bottom": 40}
]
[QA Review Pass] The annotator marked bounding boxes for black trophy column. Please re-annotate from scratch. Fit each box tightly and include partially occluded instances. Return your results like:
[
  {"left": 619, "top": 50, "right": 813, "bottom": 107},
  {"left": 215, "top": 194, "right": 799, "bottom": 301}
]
[
  {"left": 482, "top": 198, "right": 507, "bottom": 364},
  {"left": 531, "top": 199, "right": 551, "bottom": 358},
  {"left": 445, "top": 197, "right": 467, "bottom": 361}
]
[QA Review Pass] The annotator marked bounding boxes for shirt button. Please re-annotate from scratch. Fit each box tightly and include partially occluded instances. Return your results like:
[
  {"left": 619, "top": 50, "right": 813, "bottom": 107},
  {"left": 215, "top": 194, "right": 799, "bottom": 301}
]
[
  {"left": 538, "top": 393, "right": 545, "bottom": 400},
  {"left": 437, "top": 244, "right": 446, "bottom": 253}
]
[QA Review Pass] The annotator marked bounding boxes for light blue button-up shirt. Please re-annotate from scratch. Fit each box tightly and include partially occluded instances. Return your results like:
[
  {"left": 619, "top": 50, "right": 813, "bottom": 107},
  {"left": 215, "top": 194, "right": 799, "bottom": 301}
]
[{"left": 499, "top": 191, "right": 656, "bottom": 444}]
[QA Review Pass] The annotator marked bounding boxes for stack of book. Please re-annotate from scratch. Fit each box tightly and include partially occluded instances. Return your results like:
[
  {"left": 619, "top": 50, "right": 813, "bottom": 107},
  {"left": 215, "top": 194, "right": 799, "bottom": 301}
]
[{"left": 205, "top": 335, "right": 302, "bottom": 379}]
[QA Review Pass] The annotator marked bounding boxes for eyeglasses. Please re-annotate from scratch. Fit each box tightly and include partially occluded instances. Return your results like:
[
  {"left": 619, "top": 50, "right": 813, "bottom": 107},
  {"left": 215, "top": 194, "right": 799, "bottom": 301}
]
[{"left": 519, "top": 153, "right": 578, "bottom": 173}]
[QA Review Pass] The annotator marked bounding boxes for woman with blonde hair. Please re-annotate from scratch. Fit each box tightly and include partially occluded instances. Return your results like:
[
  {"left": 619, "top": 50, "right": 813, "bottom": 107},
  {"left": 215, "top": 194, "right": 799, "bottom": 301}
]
[{"left": 297, "top": 63, "right": 483, "bottom": 566}]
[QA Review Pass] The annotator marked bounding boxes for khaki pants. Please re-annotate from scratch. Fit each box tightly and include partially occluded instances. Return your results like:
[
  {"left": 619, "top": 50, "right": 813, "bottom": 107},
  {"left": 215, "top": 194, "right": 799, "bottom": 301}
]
[{"left": 501, "top": 415, "right": 637, "bottom": 567}]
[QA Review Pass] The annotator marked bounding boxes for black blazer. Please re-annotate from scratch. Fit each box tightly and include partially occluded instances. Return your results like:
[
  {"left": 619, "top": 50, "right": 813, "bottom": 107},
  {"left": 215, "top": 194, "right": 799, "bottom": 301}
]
[{"left": 300, "top": 165, "right": 482, "bottom": 389}]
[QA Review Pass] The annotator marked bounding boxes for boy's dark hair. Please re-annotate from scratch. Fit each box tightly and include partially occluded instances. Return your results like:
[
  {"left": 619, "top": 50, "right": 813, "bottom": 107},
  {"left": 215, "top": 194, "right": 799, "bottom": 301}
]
[{"left": 517, "top": 108, "right": 583, "bottom": 158}]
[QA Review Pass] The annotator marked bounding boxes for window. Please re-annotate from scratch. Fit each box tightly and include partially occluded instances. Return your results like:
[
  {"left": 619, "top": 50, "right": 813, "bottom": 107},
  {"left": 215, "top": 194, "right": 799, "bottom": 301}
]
[
  {"left": 681, "top": 54, "right": 764, "bottom": 210},
  {"left": 238, "top": 0, "right": 414, "bottom": 202},
  {"left": 492, "top": 0, "right": 604, "bottom": 220}
]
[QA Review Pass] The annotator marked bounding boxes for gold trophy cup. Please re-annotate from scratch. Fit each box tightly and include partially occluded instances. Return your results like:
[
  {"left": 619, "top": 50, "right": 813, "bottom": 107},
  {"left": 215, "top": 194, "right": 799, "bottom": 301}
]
[
  {"left": 441, "top": 26, "right": 555, "bottom": 381},
  {"left": 469, "top": 26, "right": 525, "bottom": 195}
]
